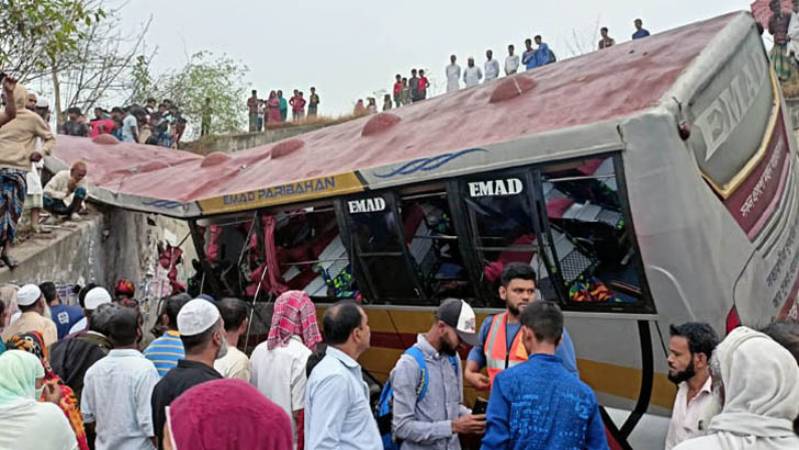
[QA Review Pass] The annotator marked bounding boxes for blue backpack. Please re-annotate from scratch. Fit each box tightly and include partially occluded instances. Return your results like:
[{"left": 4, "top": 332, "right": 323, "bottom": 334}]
[{"left": 376, "top": 346, "right": 459, "bottom": 450}]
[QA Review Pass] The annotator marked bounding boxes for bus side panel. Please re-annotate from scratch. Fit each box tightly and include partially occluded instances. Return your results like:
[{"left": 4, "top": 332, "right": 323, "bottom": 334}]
[{"left": 620, "top": 112, "right": 749, "bottom": 333}]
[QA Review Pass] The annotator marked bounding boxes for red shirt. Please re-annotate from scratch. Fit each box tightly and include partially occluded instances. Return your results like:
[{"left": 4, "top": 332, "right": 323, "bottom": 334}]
[
  {"left": 418, "top": 76, "right": 429, "bottom": 92},
  {"left": 393, "top": 81, "right": 403, "bottom": 95},
  {"left": 292, "top": 97, "right": 306, "bottom": 112},
  {"left": 90, "top": 119, "right": 116, "bottom": 138}
]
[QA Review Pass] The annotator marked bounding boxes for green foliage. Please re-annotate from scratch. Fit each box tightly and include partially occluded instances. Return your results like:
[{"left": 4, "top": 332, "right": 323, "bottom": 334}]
[
  {"left": 0, "top": 0, "right": 105, "bottom": 74},
  {"left": 145, "top": 51, "right": 249, "bottom": 138},
  {"left": 129, "top": 55, "right": 154, "bottom": 105}
]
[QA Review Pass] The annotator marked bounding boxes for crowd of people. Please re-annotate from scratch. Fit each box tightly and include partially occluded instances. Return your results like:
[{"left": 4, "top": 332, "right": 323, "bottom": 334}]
[
  {"left": 57, "top": 98, "right": 189, "bottom": 147},
  {"left": 0, "top": 260, "right": 795, "bottom": 450},
  {"left": 4, "top": 13, "right": 799, "bottom": 450},
  {"left": 246, "top": 88, "right": 321, "bottom": 132},
  {"left": 359, "top": 18, "right": 651, "bottom": 115}
]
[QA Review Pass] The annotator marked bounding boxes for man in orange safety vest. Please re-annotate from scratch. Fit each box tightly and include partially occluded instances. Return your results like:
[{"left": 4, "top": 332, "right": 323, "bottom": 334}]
[{"left": 463, "top": 262, "right": 578, "bottom": 391}]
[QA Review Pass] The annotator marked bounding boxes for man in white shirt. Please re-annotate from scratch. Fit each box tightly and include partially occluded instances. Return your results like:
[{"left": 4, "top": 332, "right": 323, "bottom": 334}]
[
  {"left": 82, "top": 304, "right": 160, "bottom": 450},
  {"left": 121, "top": 107, "right": 143, "bottom": 143},
  {"left": 463, "top": 58, "right": 483, "bottom": 88},
  {"left": 484, "top": 49, "right": 500, "bottom": 82},
  {"left": 43, "top": 161, "right": 89, "bottom": 221},
  {"left": 664, "top": 322, "right": 719, "bottom": 450},
  {"left": 213, "top": 297, "right": 251, "bottom": 381},
  {"left": 505, "top": 44, "right": 520, "bottom": 75},
  {"left": 445, "top": 54, "right": 461, "bottom": 93},
  {"left": 251, "top": 290, "right": 322, "bottom": 449}
]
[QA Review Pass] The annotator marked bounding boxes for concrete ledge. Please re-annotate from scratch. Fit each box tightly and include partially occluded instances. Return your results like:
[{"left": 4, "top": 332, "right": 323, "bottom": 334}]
[{"left": 0, "top": 213, "right": 104, "bottom": 286}]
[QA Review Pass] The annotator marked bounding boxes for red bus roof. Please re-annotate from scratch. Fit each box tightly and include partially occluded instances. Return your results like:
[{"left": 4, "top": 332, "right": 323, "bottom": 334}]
[{"left": 51, "top": 12, "right": 742, "bottom": 217}]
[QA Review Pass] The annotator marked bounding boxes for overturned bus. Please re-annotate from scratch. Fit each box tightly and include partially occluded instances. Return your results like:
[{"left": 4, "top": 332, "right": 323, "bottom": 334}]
[{"left": 51, "top": 10, "right": 798, "bottom": 445}]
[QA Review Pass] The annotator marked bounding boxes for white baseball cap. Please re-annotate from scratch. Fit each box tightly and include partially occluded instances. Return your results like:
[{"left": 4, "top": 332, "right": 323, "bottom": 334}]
[
  {"left": 35, "top": 98, "right": 49, "bottom": 109},
  {"left": 84, "top": 287, "right": 112, "bottom": 310},
  {"left": 17, "top": 284, "right": 42, "bottom": 306},
  {"left": 177, "top": 299, "right": 221, "bottom": 336},
  {"left": 436, "top": 298, "right": 479, "bottom": 346}
]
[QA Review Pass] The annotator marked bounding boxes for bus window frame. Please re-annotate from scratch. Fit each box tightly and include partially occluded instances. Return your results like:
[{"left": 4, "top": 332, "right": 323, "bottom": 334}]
[
  {"left": 396, "top": 185, "right": 480, "bottom": 303},
  {"left": 337, "top": 190, "right": 429, "bottom": 305},
  {"left": 450, "top": 153, "right": 656, "bottom": 314},
  {"left": 534, "top": 153, "right": 656, "bottom": 314},
  {"left": 446, "top": 179, "right": 488, "bottom": 306},
  {"left": 454, "top": 169, "right": 558, "bottom": 304}
]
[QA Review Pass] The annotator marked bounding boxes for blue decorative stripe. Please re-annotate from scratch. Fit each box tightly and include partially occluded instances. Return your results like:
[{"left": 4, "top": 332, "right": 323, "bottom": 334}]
[
  {"left": 141, "top": 199, "right": 183, "bottom": 209},
  {"left": 373, "top": 148, "right": 487, "bottom": 178}
]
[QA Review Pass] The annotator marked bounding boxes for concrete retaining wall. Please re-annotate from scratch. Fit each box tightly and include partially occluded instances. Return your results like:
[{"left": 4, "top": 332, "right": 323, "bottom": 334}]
[
  {"left": 181, "top": 123, "right": 332, "bottom": 155},
  {"left": 0, "top": 209, "right": 196, "bottom": 307}
]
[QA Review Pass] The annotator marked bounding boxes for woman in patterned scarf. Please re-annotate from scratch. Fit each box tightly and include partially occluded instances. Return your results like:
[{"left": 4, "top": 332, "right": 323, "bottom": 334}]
[{"left": 6, "top": 331, "right": 89, "bottom": 450}]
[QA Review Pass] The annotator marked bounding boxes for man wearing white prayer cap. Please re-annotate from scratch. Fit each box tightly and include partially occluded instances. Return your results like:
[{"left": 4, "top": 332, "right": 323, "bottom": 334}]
[
  {"left": 1, "top": 283, "right": 58, "bottom": 346},
  {"left": 150, "top": 298, "right": 227, "bottom": 449},
  {"left": 68, "top": 286, "right": 112, "bottom": 336}
]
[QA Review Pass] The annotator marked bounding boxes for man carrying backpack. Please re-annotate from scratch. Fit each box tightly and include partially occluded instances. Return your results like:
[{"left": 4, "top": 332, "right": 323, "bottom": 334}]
[{"left": 383, "top": 298, "right": 485, "bottom": 449}]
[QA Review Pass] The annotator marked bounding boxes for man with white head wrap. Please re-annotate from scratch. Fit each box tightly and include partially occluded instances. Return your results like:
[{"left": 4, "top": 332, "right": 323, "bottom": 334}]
[
  {"left": 68, "top": 286, "right": 112, "bottom": 335},
  {"left": 0, "top": 284, "right": 56, "bottom": 346},
  {"left": 674, "top": 326, "right": 799, "bottom": 450},
  {"left": 150, "top": 298, "right": 226, "bottom": 449}
]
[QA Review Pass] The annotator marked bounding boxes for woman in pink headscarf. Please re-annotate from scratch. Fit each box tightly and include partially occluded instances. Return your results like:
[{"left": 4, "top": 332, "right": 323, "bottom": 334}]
[
  {"left": 163, "top": 379, "right": 291, "bottom": 450},
  {"left": 249, "top": 290, "right": 321, "bottom": 450}
]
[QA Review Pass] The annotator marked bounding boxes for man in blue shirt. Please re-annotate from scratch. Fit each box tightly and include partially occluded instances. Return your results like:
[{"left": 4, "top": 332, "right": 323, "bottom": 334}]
[
  {"left": 144, "top": 294, "right": 189, "bottom": 377},
  {"left": 521, "top": 38, "right": 536, "bottom": 70},
  {"left": 529, "top": 35, "right": 555, "bottom": 69},
  {"left": 632, "top": 18, "right": 651, "bottom": 39},
  {"left": 481, "top": 302, "right": 608, "bottom": 450},
  {"left": 305, "top": 300, "right": 382, "bottom": 450},
  {"left": 41, "top": 281, "right": 83, "bottom": 340},
  {"left": 464, "top": 263, "right": 578, "bottom": 392}
]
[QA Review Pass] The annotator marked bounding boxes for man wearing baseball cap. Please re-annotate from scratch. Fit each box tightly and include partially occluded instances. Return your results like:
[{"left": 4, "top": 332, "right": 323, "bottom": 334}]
[
  {"left": 387, "top": 298, "right": 486, "bottom": 449},
  {"left": 1, "top": 283, "right": 57, "bottom": 346},
  {"left": 150, "top": 298, "right": 226, "bottom": 449}
]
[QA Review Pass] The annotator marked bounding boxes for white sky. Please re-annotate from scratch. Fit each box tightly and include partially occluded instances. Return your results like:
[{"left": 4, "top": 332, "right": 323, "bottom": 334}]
[{"left": 119, "top": 0, "right": 756, "bottom": 116}]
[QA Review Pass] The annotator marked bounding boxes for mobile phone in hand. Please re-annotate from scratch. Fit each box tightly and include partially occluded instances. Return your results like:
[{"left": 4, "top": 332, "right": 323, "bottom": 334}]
[{"left": 472, "top": 397, "right": 488, "bottom": 415}]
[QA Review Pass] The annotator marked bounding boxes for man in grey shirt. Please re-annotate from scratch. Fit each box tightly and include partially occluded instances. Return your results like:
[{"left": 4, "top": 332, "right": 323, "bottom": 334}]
[{"left": 389, "top": 299, "right": 486, "bottom": 449}]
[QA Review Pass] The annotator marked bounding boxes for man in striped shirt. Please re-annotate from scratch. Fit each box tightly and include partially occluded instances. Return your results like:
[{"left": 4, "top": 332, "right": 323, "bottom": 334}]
[{"left": 144, "top": 295, "right": 190, "bottom": 377}]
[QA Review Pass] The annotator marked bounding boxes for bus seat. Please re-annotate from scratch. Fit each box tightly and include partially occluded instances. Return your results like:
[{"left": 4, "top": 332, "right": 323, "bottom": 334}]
[{"left": 483, "top": 234, "right": 537, "bottom": 284}]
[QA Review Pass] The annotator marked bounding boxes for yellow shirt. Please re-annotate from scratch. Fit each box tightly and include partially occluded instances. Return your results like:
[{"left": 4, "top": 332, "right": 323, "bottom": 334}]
[
  {"left": 1, "top": 311, "right": 58, "bottom": 347},
  {"left": 0, "top": 85, "right": 54, "bottom": 171}
]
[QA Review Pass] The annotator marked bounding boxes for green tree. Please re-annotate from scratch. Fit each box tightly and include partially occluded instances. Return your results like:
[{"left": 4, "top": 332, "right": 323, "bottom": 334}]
[
  {"left": 0, "top": 0, "right": 105, "bottom": 78},
  {"left": 147, "top": 51, "right": 249, "bottom": 139},
  {"left": 129, "top": 54, "right": 154, "bottom": 105}
]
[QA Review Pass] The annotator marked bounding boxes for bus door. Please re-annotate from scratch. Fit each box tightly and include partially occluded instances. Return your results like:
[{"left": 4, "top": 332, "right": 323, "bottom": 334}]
[{"left": 338, "top": 191, "right": 427, "bottom": 304}]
